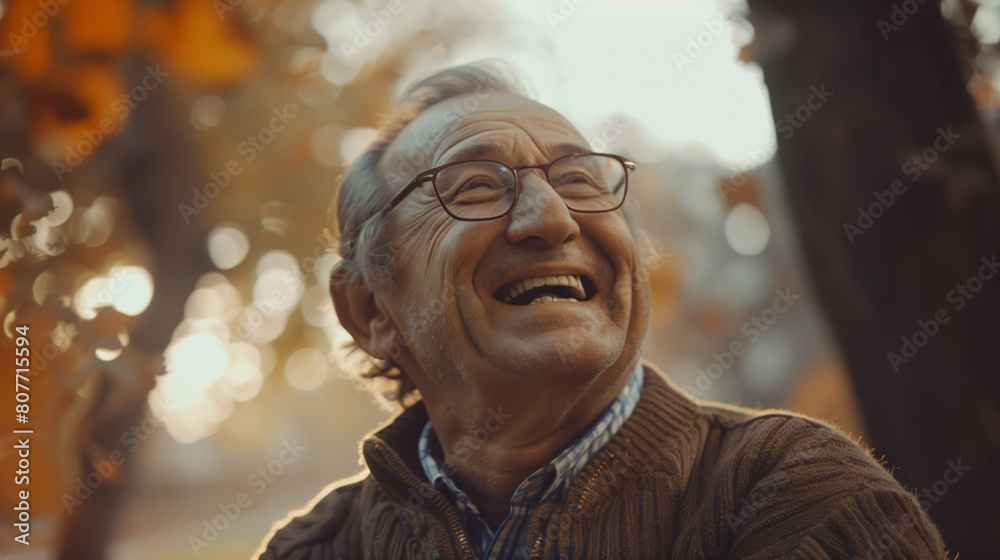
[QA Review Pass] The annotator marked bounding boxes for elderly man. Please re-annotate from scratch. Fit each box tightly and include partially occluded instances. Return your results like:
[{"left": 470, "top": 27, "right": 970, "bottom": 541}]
[{"left": 255, "top": 62, "right": 948, "bottom": 559}]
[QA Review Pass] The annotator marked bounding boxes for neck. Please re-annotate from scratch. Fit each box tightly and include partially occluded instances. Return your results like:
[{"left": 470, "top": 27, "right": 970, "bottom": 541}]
[{"left": 422, "top": 362, "right": 636, "bottom": 529}]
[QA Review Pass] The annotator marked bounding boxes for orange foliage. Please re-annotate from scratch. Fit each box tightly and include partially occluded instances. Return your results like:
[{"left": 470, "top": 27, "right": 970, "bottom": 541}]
[
  {"left": 0, "top": 0, "right": 54, "bottom": 82},
  {"left": 783, "top": 356, "right": 868, "bottom": 440},
  {"left": 647, "top": 251, "right": 681, "bottom": 328},
  {"left": 143, "top": 0, "right": 260, "bottom": 89},
  {"left": 0, "top": 0, "right": 260, "bottom": 167},
  {"left": 63, "top": 0, "right": 134, "bottom": 56},
  {"left": 969, "top": 73, "right": 1000, "bottom": 109},
  {"left": 32, "top": 64, "right": 127, "bottom": 158}
]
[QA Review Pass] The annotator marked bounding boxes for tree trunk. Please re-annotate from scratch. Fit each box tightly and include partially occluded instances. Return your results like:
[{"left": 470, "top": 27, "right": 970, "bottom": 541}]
[{"left": 745, "top": 0, "right": 1000, "bottom": 556}]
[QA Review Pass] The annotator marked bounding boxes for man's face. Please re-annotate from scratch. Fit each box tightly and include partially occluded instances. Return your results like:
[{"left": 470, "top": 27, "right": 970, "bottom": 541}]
[{"left": 374, "top": 92, "right": 650, "bottom": 396}]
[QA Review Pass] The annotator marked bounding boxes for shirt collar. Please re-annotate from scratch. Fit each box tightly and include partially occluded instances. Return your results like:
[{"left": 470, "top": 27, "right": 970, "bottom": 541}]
[{"left": 418, "top": 362, "right": 645, "bottom": 517}]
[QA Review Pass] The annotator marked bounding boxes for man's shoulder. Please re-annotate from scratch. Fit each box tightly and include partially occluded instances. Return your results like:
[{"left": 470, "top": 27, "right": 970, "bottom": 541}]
[
  {"left": 691, "top": 397, "right": 880, "bottom": 484},
  {"left": 658, "top": 393, "right": 947, "bottom": 557},
  {"left": 698, "top": 400, "right": 861, "bottom": 448},
  {"left": 640, "top": 367, "right": 900, "bottom": 502},
  {"left": 643, "top": 365, "right": 868, "bottom": 468},
  {"left": 253, "top": 470, "right": 375, "bottom": 560}
]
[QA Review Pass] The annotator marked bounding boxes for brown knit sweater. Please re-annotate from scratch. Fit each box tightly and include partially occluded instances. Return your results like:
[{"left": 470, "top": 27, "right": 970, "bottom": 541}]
[{"left": 255, "top": 364, "right": 948, "bottom": 559}]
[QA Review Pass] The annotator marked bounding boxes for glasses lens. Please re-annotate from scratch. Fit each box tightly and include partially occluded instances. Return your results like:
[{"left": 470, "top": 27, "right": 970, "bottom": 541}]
[
  {"left": 435, "top": 161, "right": 517, "bottom": 220},
  {"left": 548, "top": 154, "right": 627, "bottom": 212}
]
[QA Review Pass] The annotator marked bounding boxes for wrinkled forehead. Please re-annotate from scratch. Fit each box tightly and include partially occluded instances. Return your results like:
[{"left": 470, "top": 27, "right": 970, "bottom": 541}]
[{"left": 380, "top": 93, "right": 588, "bottom": 184}]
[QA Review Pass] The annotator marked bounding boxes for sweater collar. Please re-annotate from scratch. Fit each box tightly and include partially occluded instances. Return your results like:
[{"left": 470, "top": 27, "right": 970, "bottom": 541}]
[
  {"left": 411, "top": 362, "right": 645, "bottom": 553},
  {"left": 361, "top": 361, "right": 702, "bottom": 514}
]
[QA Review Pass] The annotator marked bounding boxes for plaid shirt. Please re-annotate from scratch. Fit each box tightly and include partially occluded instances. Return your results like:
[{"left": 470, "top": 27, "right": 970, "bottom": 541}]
[{"left": 418, "top": 363, "right": 645, "bottom": 560}]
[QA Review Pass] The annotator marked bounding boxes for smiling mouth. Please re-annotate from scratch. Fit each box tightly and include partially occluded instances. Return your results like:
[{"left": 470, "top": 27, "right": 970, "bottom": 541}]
[{"left": 493, "top": 274, "right": 598, "bottom": 306}]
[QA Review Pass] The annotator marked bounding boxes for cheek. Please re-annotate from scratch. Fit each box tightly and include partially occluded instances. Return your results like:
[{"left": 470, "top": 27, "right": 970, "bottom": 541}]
[
  {"left": 590, "top": 217, "right": 643, "bottom": 312},
  {"left": 393, "top": 203, "right": 456, "bottom": 286}
]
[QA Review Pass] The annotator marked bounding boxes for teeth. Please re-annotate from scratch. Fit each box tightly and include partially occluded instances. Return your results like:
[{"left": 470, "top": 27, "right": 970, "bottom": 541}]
[
  {"left": 529, "top": 296, "right": 580, "bottom": 304},
  {"left": 505, "top": 274, "right": 587, "bottom": 302}
]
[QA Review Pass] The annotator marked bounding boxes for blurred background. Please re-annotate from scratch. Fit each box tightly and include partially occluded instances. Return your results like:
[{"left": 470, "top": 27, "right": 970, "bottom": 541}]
[{"left": 0, "top": 0, "right": 998, "bottom": 558}]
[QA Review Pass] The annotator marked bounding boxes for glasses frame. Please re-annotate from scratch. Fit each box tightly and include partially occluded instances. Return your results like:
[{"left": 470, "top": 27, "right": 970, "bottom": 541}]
[{"left": 381, "top": 152, "right": 637, "bottom": 222}]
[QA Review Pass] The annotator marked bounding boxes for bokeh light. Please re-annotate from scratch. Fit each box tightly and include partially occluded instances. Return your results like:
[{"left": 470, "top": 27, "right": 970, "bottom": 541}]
[
  {"left": 109, "top": 265, "right": 154, "bottom": 316},
  {"left": 166, "top": 333, "right": 230, "bottom": 388},
  {"left": 724, "top": 203, "right": 771, "bottom": 255},
  {"left": 191, "top": 94, "right": 228, "bottom": 129},
  {"left": 339, "top": 126, "right": 379, "bottom": 163},
  {"left": 284, "top": 347, "right": 329, "bottom": 391},
  {"left": 208, "top": 223, "right": 250, "bottom": 270}
]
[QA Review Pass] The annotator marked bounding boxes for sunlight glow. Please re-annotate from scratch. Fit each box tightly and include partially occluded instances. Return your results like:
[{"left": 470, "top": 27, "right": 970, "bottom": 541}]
[
  {"left": 109, "top": 266, "right": 154, "bottom": 316},
  {"left": 166, "top": 334, "right": 230, "bottom": 388},
  {"left": 309, "top": 0, "right": 776, "bottom": 167}
]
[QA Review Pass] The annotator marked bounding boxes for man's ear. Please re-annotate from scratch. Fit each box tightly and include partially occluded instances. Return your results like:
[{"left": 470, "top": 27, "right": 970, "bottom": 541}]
[{"left": 330, "top": 263, "right": 399, "bottom": 358}]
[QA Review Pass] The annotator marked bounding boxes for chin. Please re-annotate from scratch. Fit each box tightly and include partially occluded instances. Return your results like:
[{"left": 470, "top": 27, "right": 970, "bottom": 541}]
[{"left": 490, "top": 327, "right": 625, "bottom": 381}]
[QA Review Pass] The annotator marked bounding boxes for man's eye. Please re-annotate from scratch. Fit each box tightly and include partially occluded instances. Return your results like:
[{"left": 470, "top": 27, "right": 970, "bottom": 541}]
[
  {"left": 461, "top": 178, "right": 506, "bottom": 191},
  {"left": 553, "top": 171, "right": 600, "bottom": 186},
  {"left": 445, "top": 176, "right": 510, "bottom": 204},
  {"left": 553, "top": 172, "right": 609, "bottom": 198}
]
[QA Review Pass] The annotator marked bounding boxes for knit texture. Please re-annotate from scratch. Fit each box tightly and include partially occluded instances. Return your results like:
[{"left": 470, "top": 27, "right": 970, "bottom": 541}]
[{"left": 254, "top": 363, "right": 949, "bottom": 559}]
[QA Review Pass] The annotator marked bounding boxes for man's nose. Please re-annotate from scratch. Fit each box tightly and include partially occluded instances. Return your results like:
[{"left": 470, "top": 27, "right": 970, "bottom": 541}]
[{"left": 505, "top": 169, "right": 580, "bottom": 247}]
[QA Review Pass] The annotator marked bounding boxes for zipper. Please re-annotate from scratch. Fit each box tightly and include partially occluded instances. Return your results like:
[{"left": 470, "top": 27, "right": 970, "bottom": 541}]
[{"left": 373, "top": 441, "right": 476, "bottom": 559}]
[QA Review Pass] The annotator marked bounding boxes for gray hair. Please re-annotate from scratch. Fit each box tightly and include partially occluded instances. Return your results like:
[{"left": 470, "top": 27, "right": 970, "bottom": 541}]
[{"left": 331, "top": 60, "right": 528, "bottom": 406}]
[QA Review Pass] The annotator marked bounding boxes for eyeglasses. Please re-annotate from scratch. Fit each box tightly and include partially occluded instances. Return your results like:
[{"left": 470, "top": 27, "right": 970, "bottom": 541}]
[{"left": 381, "top": 152, "right": 636, "bottom": 221}]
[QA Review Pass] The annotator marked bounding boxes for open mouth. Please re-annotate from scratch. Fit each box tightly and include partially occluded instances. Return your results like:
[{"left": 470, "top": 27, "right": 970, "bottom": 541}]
[{"left": 493, "top": 274, "right": 598, "bottom": 306}]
